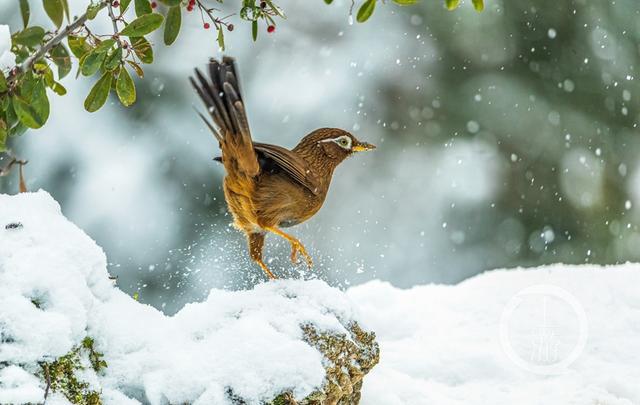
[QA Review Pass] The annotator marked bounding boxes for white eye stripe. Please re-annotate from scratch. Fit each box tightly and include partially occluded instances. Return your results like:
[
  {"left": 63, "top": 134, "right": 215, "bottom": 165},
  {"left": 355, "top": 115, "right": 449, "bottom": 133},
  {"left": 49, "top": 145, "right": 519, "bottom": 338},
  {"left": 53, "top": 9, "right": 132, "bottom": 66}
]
[
  {"left": 333, "top": 136, "right": 352, "bottom": 149},
  {"left": 318, "top": 135, "right": 352, "bottom": 149}
]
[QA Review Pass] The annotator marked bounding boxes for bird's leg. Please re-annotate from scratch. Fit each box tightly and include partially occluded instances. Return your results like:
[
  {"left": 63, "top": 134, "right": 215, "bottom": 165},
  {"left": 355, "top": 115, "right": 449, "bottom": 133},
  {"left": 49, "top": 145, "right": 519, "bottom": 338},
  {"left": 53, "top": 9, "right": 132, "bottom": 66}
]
[
  {"left": 248, "top": 232, "right": 276, "bottom": 280},
  {"left": 256, "top": 260, "right": 276, "bottom": 280},
  {"left": 264, "top": 227, "right": 313, "bottom": 268}
]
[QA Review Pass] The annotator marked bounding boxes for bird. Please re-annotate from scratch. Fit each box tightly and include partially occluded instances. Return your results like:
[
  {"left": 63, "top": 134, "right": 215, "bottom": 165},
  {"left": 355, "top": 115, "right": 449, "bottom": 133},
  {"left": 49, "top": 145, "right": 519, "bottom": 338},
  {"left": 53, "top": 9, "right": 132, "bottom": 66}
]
[{"left": 190, "top": 57, "right": 376, "bottom": 279}]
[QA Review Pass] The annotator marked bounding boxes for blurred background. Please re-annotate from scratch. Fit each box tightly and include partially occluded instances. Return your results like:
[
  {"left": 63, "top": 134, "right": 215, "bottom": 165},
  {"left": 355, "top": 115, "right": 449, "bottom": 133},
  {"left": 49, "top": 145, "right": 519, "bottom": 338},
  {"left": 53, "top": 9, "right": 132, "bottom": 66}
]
[{"left": 1, "top": 0, "right": 639, "bottom": 314}]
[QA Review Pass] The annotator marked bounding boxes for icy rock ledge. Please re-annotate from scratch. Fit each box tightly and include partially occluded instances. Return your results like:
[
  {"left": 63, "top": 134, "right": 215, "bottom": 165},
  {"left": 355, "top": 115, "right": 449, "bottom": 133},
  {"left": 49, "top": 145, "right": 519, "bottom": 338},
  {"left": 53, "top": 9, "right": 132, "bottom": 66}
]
[{"left": 0, "top": 191, "right": 379, "bottom": 405}]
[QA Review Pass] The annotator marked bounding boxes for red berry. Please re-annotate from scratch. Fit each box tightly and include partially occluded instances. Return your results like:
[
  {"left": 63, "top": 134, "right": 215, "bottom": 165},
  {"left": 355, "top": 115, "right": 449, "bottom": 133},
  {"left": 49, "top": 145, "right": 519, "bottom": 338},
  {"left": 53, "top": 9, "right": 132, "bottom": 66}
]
[
  {"left": 112, "top": 0, "right": 120, "bottom": 7},
  {"left": 204, "top": 23, "right": 210, "bottom": 29},
  {"left": 267, "top": 25, "right": 275, "bottom": 33},
  {"left": 187, "top": 5, "right": 193, "bottom": 11},
  {"left": 227, "top": 24, "right": 234, "bottom": 32},
  {"left": 151, "top": 1, "right": 157, "bottom": 8},
  {"left": 260, "top": 1, "right": 267, "bottom": 8}
]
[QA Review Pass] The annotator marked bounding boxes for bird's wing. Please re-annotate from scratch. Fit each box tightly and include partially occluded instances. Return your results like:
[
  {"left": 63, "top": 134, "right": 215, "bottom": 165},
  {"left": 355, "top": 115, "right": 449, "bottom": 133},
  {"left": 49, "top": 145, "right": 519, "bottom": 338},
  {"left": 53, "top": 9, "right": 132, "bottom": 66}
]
[
  {"left": 190, "top": 57, "right": 260, "bottom": 177},
  {"left": 253, "top": 142, "right": 321, "bottom": 195}
]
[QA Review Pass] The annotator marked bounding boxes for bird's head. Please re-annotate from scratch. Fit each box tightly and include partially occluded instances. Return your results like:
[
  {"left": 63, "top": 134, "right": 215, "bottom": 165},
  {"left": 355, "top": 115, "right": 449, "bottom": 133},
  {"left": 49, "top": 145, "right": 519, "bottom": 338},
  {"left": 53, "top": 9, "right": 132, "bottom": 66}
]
[{"left": 302, "top": 128, "right": 375, "bottom": 164}]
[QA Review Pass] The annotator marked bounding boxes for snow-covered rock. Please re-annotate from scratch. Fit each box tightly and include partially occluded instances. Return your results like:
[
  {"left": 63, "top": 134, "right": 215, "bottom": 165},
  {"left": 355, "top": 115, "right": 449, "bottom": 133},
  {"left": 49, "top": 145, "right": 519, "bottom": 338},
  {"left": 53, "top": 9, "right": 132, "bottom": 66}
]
[
  {"left": 0, "top": 191, "right": 378, "bottom": 405},
  {"left": 0, "top": 25, "right": 16, "bottom": 73},
  {"left": 2, "top": 190, "right": 639, "bottom": 405}
]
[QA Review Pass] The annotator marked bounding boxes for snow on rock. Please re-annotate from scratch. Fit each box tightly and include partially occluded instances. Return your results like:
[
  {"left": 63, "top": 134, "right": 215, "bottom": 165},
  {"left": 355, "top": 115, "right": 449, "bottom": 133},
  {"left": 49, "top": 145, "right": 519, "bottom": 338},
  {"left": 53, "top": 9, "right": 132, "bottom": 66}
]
[
  {"left": 0, "top": 25, "right": 16, "bottom": 73},
  {"left": 2, "top": 190, "right": 639, "bottom": 405},
  {"left": 351, "top": 265, "right": 640, "bottom": 405},
  {"left": 0, "top": 190, "right": 377, "bottom": 405}
]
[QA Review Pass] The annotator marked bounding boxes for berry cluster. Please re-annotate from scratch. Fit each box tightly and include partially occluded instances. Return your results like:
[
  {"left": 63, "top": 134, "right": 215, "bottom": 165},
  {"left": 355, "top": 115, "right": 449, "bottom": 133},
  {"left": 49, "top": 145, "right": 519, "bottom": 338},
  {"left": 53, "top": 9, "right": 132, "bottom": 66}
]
[{"left": 111, "top": 0, "right": 266, "bottom": 34}]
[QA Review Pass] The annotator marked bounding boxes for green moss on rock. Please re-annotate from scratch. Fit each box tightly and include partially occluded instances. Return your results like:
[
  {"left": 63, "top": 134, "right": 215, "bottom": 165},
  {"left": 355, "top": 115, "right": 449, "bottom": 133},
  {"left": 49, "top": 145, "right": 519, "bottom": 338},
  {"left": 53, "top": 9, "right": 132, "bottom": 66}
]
[
  {"left": 34, "top": 325, "right": 378, "bottom": 405},
  {"left": 268, "top": 322, "right": 380, "bottom": 405},
  {"left": 39, "top": 336, "right": 107, "bottom": 405}
]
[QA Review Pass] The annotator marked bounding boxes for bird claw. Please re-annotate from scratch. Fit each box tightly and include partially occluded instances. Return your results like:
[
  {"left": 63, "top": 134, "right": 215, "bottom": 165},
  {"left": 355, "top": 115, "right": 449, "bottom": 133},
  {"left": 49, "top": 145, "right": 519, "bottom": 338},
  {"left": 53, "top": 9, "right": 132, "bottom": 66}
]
[
  {"left": 291, "top": 249, "right": 300, "bottom": 265},
  {"left": 290, "top": 242, "right": 313, "bottom": 268}
]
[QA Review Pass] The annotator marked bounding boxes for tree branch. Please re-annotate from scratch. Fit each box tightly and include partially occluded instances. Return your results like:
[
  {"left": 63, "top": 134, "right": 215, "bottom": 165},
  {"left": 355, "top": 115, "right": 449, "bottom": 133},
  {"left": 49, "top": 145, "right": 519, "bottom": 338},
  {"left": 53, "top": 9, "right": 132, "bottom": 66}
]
[
  {"left": 0, "top": 154, "right": 28, "bottom": 177},
  {"left": 107, "top": 1, "right": 120, "bottom": 38},
  {"left": 8, "top": 1, "right": 109, "bottom": 85}
]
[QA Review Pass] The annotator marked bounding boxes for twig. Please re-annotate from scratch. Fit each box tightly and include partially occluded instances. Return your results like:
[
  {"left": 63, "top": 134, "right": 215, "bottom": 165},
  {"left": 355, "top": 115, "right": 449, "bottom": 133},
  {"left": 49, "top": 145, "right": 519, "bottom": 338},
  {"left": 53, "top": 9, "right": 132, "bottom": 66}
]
[
  {"left": 196, "top": 0, "right": 233, "bottom": 30},
  {"left": 7, "top": 1, "right": 109, "bottom": 86},
  {"left": 106, "top": 1, "right": 120, "bottom": 39},
  {"left": 18, "top": 161, "right": 27, "bottom": 193},
  {"left": 0, "top": 151, "right": 29, "bottom": 192},
  {"left": 43, "top": 363, "right": 51, "bottom": 400},
  {"left": 0, "top": 156, "right": 27, "bottom": 177}
]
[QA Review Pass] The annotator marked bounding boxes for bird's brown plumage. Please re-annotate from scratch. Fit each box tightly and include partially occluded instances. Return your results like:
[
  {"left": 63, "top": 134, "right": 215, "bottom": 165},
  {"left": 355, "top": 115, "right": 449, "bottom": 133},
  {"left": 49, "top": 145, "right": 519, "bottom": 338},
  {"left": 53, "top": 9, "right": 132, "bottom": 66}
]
[{"left": 191, "top": 57, "right": 375, "bottom": 279}]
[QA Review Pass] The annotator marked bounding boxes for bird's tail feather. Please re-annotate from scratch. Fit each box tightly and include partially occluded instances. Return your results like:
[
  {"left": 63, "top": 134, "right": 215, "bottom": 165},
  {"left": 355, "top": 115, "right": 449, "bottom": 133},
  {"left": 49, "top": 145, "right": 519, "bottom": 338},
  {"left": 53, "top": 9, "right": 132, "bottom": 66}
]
[{"left": 191, "top": 57, "right": 259, "bottom": 176}]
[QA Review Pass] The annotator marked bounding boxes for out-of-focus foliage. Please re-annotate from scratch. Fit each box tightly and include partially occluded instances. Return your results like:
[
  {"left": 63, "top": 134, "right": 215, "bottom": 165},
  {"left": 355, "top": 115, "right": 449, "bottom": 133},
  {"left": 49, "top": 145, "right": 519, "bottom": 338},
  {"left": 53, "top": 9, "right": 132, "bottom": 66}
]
[{"left": 3, "top": 0, "right": 471, "bottom": 151}]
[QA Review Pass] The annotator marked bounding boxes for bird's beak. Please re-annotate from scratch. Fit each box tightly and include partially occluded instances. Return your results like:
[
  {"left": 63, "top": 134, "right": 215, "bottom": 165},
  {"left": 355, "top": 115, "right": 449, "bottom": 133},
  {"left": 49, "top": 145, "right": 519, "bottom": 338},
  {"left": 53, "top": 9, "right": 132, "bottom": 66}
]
[{"left": 352, "top": 142, "right": 376, "bottom": 152}]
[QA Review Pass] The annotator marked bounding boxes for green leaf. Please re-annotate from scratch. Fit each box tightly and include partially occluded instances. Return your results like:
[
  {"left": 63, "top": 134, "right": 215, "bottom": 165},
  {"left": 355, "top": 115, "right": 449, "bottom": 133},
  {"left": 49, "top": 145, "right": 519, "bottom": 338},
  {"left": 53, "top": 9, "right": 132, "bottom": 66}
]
[
  {"left": 9, "top": 122, "right": 28, "bottom": 137},
  {"left": 445, "top": 0, "right": 460, "bottom": 10},
  {"left": 127, "top": 60, "right": 144, "bottom": 78},
  {"left": 121, "top": 13, "right": 164, "bottom": 37},
  {"left": 104, "top": 47, "right": 123, "bottom": 70},
  {"left": 5, "top": 98, "right": 18, "bottom": 128},
  {"left": 13, "top": 27, "right": 45, "bottom": 47},
  {"left": 68, "top": 35, "right": 91, "bottom": 58},
  {"left": 49, "top": 81, "right": 67, "bottom": 95},
  {"left": 94, "top": 38, "right": 116, "bottom": 53},
  {"left": 0, "top": 119, "right": 7, "bottom": 151},
  {"left": 116, "top": 67, "right": 136, "bottom": 106},
  {"left": 20, "top": 72, "right": 38, "bottom": 99},
  {"left": 61, "top": 0, "right": 70, "bottom": 20},
  {"left": 43, "top": 0, "right": 64, "bottom": 28},
  {"left": 217, "top": 28, "right": 225, "bottom": 50},
  {"left": 84, "top": 72, "right": 113, "bottom": 112},
  {"left": 252, "top": 20, "right": 258, "bottom": 42},
  {"left": 131, "top": 37, "right": 153, "bottom": 64},
  {"left": 42, "top": 64, "right": 55, "bottom": 86},
  {"left": 392, "top": 0, "right": 418, "bottom": 4},
  {"left": 134, "top": 0, "right": 152, "bottom": 16},
  {"left": 120, "top": 0, "right": 132, "bottom": 13},
  {"left": 0, "top": 71, "right": 6, "bottom": 93},
  {"left": 50, "top": 44, "right": 72, "bottom": 79},
  {"left": 356, "top": 0, "right": 376, "bottom": 23},
  {"left": 158, "top": 0, "right": 181, "bottom": 5},
  {"left": 164, "top": 6, "right": 181, "bottom": 46},
  {"left": 86, "top": 2, "right": 103, "bottom": 19},
  {"left": 324, "top": 0, "right": 333, "bottom": 3},
  {"left": 81, "top": 50, "right": 107, "bottom": 76},
  {"left": 13, "top": 81, "right": 49, "bottom": 129},
  {"left": 471, "top": 0, "right": 483, "bottom": 11},
  {"left": 19, "top": 0, "right": 30, "bottom": 28}
]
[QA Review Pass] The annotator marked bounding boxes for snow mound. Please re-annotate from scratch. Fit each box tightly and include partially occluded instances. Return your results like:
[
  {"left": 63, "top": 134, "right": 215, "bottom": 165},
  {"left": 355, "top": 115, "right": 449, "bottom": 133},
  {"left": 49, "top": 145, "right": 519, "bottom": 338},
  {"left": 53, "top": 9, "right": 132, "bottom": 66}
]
[
  {"left": 0, "top": 191, "right": 367, "bottom": 405},
  {"left": 0, "top": 25, "right": 16, "bottom": 73},
  {"left": 352, "top": 265, "right": 640, "bottom": 404},
  {"left": 2, "top": 190, "right": 639, "bottom": 405}
]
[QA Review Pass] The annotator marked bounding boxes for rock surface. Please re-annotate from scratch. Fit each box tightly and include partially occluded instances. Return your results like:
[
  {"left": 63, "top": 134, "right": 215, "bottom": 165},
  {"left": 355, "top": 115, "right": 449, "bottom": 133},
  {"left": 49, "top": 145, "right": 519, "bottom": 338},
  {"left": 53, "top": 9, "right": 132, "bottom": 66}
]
[{"left": 0, "top": 190, "right": 378, "bottom": 405}]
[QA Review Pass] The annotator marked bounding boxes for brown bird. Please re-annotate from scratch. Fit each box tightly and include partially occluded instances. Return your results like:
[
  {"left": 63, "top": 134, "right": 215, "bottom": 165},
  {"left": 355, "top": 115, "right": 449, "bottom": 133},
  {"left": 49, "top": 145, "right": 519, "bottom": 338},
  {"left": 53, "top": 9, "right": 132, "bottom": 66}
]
[{"left": 190, "top": 57, "right": 375, "bottom": 279}]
